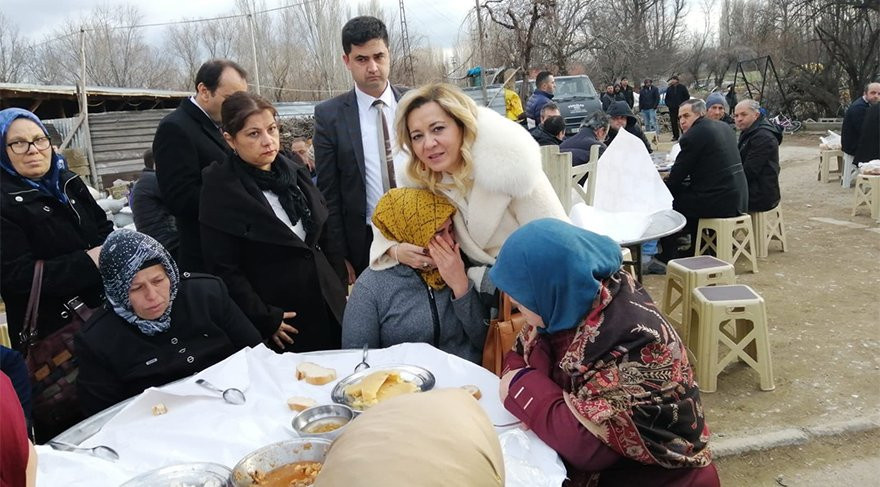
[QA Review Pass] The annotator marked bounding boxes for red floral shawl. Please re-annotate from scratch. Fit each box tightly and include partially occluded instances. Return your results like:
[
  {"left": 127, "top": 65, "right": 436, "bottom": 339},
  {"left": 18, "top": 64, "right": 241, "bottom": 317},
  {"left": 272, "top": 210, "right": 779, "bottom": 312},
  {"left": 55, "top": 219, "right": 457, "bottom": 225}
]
[{"left": 516, "top": 271, "right": 712, "bottom": 469}]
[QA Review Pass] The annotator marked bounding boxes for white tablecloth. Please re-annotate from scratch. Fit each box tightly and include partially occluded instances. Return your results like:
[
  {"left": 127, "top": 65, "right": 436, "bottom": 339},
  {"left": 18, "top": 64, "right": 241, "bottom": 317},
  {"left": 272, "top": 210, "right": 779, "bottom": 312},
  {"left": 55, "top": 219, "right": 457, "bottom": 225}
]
[{"left": 36, "top": 343, "right": 566, "bottom": 486}]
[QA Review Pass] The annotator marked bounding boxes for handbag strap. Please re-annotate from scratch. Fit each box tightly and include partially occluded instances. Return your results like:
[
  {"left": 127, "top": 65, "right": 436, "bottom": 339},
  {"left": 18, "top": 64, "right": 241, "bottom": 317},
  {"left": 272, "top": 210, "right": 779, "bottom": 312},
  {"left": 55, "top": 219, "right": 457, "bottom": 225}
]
[
  {"left": 21, "top": 260, "right": 45, "bottom": 346},
  {"left": 499, "top": 292, "right": 513, "bottom": 321}
]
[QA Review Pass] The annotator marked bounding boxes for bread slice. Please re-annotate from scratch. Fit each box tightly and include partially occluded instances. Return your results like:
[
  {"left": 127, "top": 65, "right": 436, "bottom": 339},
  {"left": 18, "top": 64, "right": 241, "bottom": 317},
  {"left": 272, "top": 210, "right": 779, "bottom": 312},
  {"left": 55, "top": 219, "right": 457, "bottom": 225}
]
[
  {"left": 287, "top": 396, "right": 317, "bottom": 412},
  {"left": 151, "top": 403, "right": 168, "bottom": 416},
  {"left": 461, "top": 385, "right": 482, "bottom": 400},
  {"left": 296, "top": 362, "right": 337, "bottom": 385}
]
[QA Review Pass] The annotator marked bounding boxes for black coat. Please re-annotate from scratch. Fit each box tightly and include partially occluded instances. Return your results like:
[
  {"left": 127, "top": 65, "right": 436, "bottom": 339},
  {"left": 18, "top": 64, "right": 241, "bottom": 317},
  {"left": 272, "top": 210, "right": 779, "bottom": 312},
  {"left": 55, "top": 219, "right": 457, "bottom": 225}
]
[
  {"left": 601, "top": 93, "right": 615, "bottom": 111},
  {"left": 620, "top": 85, "right": 635, "bottom": 108},
  {"left": 667, "top": 116, "right": 748, "bottom": 218},
  {"left": 313, "top": 86, "right": 407, "bottom": 274},
  {"left": 560, "top": 129, "right": 606, "bottom": 167},
  {"left": 854, "top": 103, "right": 880, "bottom": 164},
  {"left": 1, "top": 170, "right": 112, "bottom": 349},
  {"left": 665, "top": 84, "right": 691, "bottom": 108},
  {"left": 639, "top": 85, "right": 660, "bottom": 110},
  {"left": 200, "top": 155, "right": 347, "bottom": 352},
  {"left": 841, "top": 97, "right": 870, "bottom": 156},
  {"left": 75, "top": 274, "right": 261, "bottom": 416},
  {"left": 153, "top": 98, "right": 231, "bottom": 272},
  {"left": 605, "top": 101, "right": 653, "bottom": 153},
  {"left": 738, "top": 116, "right": 782, "bottom": 212},
  {"left": 131, "top": 168, "right": 179, "bottom": 253},
  {"left": 530, "top": 126, "right": 563, "bottom": 146}
]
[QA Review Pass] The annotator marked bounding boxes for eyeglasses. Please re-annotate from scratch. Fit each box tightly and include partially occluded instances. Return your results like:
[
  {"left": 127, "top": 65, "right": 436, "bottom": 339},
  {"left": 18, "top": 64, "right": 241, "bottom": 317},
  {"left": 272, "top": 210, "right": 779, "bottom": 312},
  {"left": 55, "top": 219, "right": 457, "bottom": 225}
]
[{"left": 7, "top": 136, "right": 51, "bottom": 155}]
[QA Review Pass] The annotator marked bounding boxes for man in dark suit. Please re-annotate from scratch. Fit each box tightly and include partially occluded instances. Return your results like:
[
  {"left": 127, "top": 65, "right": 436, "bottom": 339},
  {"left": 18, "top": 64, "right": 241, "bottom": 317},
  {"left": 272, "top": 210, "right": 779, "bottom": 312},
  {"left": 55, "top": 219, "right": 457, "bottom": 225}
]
[
  {"left": 658, "top": 99, "right": 748, "bottom": 263},
  {"left": 664, "top": 75, "right": 690, "bottom": 142},
  {"left": 841, "top": 81, "right": 880, "bottom": 187},
  {"left": 152, "top": 59, "right": 248, "bottom": 272},
  {"left": 314, "top": 16, "right": 408, "bottom": 283}
]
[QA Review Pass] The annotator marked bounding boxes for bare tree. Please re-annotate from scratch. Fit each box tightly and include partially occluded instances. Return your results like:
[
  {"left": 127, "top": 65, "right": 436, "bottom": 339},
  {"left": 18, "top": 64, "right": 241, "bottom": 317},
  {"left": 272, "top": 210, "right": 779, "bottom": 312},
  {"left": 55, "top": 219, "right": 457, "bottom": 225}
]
[
  {"left": 536, "top": 0, "right": 595, "bottom": 75},
  {"left": 0, "top": 12, "right": 31, "bottom": 83}
]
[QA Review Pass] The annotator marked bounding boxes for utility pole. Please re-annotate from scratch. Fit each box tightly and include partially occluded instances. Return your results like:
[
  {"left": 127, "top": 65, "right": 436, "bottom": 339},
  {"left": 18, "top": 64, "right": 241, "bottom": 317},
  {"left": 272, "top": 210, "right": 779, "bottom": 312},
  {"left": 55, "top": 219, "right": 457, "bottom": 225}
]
[
  {"left": 474, "top": 0, "right": 488, "bottom": 106},
  {"left": 79, "top": 27, "right": 99, "bottom": 189},
  {"left": 247, "top": 1, "right": 261, "bottom": 95},
  {"left": 398, "top": 0, "right": 415, "bottom": 85}
]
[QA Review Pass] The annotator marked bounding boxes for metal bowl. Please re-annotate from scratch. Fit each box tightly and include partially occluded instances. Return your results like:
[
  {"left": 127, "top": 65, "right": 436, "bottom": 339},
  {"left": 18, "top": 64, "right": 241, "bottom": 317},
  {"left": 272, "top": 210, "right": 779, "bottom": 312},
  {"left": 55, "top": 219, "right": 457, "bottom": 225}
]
[
  {"left": 291, "top": 404, "right": 354, "bottom": 441},
  {"left": 120, "top": 462, "right": 232, "bottom": 487},
  {"left": 330, "top": 364, "right": 435, "bottom": 413},
  {"left": 230, "top": 438, "right": 332, "bottom": 487}
]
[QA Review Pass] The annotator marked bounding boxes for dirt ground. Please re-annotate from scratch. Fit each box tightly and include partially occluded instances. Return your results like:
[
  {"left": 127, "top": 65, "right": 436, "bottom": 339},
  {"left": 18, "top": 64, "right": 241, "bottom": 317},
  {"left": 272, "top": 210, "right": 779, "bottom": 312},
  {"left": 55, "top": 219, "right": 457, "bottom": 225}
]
[{"left": 641, "top": 132, "right": 880, "bottom": 484}]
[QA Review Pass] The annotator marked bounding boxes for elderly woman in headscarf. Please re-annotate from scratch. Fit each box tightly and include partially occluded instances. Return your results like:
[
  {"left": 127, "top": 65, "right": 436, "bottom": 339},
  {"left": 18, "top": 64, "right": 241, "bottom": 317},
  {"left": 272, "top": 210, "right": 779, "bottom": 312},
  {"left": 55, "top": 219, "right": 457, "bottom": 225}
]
[
  {"left": 491, "top": 219, "right": 720, "bottom": 486},
  {"left": 75, "top": 230, "right": 261, "bottom": 416},
  {"left": 343, "top": 188, "right": 488, "bottom": 363},
  {"left": 0, "top": 108, "right": 112, "bottom": 351}
]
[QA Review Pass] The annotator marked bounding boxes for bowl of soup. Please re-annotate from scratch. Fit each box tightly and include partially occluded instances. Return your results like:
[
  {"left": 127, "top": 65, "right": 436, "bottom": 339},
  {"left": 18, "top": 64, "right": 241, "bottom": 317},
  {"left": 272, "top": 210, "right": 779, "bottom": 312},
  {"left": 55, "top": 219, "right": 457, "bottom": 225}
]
[
  {"left": 230, "top": 439, "right": 332, "bottom": 487},
  {"left": 291, "top": 404, "right": 354, "bottom": 441}
]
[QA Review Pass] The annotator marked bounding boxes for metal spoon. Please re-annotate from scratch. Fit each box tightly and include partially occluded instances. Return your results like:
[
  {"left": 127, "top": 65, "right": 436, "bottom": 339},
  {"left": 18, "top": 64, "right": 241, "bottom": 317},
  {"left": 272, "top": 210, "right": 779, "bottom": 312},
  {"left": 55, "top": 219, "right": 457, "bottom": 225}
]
[
  {"left": 354, "top": 343, "right": 370, "bottom": 372},
  {"left": 47, "top": 440, "right": 119, "bottom": 461},
  {"left": 195, "top": 378, "right": 246, "bottom": 405}
]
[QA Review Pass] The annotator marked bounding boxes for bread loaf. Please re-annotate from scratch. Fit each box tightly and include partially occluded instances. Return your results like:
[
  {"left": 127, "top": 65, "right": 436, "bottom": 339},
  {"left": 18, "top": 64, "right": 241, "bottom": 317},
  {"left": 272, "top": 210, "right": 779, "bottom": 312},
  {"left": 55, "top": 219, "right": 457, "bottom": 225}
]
[
  {"left": 287, "top": 396, "right": 317, "bottom": 412},
  {"left": 296, "top": 362, "right": 337, "bottom": 385},
  {"left": 461, "top": 385, "right": 482, "bottom": 400}
]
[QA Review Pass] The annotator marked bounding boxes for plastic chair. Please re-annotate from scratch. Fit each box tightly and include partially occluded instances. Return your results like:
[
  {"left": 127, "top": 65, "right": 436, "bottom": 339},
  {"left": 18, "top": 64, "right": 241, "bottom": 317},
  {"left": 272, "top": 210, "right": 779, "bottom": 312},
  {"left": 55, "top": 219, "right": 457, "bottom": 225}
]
[
  {"left": 749, "top": 205, "right": 788, "bottom": 258},
  {"left": 695, "top": 215, "right": 758, "bottom": 273},
  {"left": 661, "top": 256, "right": 736, "bottom": 341},
  {"left": 852, "top": 174, "right": 880, "bottom": 221},
  {"left": 689, "top": 285, "right": 775, "bottom": 393},
  {"left": 817, "top": 149, "right": 844, "bottom": 183}
]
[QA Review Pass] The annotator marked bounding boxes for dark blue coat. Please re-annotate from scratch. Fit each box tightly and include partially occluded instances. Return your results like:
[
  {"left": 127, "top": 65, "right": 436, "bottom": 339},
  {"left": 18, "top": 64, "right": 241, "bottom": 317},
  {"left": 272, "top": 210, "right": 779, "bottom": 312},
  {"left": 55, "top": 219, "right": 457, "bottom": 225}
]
[
  {"left": 842, "top": 97, "right": 870, "bottom": 155},
  {"left": 525, "top": 90, "right": 554, "bottom": 124}
]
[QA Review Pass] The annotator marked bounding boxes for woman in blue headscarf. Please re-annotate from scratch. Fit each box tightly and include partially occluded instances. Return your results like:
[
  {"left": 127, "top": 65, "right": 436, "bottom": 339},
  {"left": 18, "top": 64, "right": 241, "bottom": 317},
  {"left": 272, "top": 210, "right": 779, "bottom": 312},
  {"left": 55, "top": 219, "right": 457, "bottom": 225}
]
[
  {"left": 491, "top": 219, "right": 719, "bottom": 486},
  {"left": 75, "top": 230, "right": 261, "bottom": 415},
  {"left": 0, "top": 108, "right": 112, "bottom": 351}
]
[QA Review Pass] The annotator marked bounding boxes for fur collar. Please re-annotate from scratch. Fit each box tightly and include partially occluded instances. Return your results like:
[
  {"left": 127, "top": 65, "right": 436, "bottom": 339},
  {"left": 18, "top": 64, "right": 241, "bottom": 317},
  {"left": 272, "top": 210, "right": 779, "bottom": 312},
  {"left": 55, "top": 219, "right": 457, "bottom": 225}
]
[{"left": 397, "top": 106, "right": 543, "bottom": 198}]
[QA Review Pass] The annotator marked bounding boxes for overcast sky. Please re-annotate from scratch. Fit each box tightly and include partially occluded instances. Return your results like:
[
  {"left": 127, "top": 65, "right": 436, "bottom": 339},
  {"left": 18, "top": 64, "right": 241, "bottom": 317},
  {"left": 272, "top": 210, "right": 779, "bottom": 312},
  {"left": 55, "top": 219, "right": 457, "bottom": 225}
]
[{"left": 3, "top": 0, "right": 475, "bottom": 50}]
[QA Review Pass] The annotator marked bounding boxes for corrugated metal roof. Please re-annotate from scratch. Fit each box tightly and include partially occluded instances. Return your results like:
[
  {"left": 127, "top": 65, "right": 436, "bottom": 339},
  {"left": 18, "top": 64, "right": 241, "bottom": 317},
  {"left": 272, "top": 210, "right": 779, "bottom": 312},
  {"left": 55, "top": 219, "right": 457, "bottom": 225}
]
[{"left": 0, "top": 82, "right": 190, "bottom": 98}]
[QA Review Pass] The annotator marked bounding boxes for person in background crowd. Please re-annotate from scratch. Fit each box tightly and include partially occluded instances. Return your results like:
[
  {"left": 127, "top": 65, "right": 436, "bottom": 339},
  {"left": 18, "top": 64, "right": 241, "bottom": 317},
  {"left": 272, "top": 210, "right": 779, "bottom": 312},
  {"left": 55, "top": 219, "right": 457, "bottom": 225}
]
[
  {"left": 131, "top": 149, "right": 179, "bottom": 258},
  {"left": 619, "top": 77, "right": 635, "bottom": 109},
  {"left": 531, "top": 115, "right": 566, "bottom": 146},
  {"left": 314, "top": 16, "right": 408, "bottom": 284},
  {"left": 560, "top": 111, "right": 609, "bottom": 168},
  {"left": 1, "top": 371, "right": 37, "bottom": 487},
  {"left": 315, "top": 388, "right": 504, "bottom": 487},
  {"left": 153, "top": 59, "right": 248, "bottom": 273},
  {"left": 658, "top": 99, "right": 747, "bottom": 264},
  {"left": 0, "top": 108, "right": 112, "bottom": 351},
  {"left": 525, "top": 71, "right": 556, "bottom": 126},
  {"left": 854, "top": 101, "right": 880, "bottom": 166},
  {"left": 734, "top": 100, "right": 782, "bottom": 213},
  {"left": 201, "top": 92, "right": 347, "bottom": 352},
  {"left": 613, "top": 84, "right": 624, "bottom": 102},
  {"left": 841, "top": 81, "right": 880, "bottom": 187},
  {"left": 529, "top": 102, "right": 562, "bottom": 142},
  {"left": 343, "top": 189, "right": 489, "bottom": 364},
  {"left": 725, "top": 84, "right": 737, "bottom": 115},
  {"left": 664, "top": 75, "right": 691, "bottom": 141},
  {"left": 601, "top": 85, "right": 615, "bottom": 111},
  {"left": 75, "top": 230, "right": 261, "bottom": 416},
  {"left": 370, "top": 83, "right": 568, "bottom": 295},
  {"left": 290, "top": 137, "right": 316, "bottom": 178},
  {"left": 493, "top": 219, "right": 720, "bottom": 486},
  {"left": 605, "top": 101, "right": 653, "bottom": 153},
  {"left": 639, "top": 79, "right": 660, "bottom": 132},
  {"left": 502, "top": 69, "right": 524, "bottom": 123},
  {"left": 706, "top": 92, "right": 735, "bottom": 128}
]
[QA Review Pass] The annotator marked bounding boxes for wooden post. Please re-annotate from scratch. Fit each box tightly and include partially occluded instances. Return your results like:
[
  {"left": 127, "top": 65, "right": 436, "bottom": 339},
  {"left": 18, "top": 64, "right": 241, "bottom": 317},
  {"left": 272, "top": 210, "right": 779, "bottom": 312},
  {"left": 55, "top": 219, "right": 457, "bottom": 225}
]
[{"left": 79, "top": 27, "right": 100, "bottom": 190}]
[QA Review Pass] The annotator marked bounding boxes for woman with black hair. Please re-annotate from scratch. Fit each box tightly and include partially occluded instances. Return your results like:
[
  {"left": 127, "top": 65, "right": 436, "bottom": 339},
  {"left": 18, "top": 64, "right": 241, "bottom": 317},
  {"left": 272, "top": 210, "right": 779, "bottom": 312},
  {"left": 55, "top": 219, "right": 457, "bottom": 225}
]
[{"left": 200, "top": 92, "right": 347, "bottom": 353}]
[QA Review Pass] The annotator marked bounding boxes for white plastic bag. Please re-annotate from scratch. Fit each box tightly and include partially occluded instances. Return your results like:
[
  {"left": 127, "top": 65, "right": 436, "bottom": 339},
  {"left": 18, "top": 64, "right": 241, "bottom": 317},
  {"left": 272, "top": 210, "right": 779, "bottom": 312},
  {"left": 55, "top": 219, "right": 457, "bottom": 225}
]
[
  {"left": 819, "top": 130, "right": 841, "bottom": 150},
  {"left": 499, "top": 428, "right": 567, "bottom": 487},
  {"left": 858, "top": 160, "right": 880, "bottom": 175}
]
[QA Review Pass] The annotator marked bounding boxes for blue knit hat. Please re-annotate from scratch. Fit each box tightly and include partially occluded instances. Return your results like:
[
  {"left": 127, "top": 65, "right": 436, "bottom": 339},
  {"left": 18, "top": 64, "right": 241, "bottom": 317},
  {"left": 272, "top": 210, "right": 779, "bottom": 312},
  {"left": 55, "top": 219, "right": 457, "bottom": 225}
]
[{"left": 706, "top": 92, "right": 726, "bottom": 108}]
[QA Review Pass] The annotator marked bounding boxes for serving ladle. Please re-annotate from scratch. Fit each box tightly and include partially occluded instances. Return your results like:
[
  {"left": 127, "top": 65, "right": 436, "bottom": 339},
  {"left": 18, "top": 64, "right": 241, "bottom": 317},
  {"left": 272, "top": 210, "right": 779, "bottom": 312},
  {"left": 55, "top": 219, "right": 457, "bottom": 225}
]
[
  {"left": 354, "top": 343, "right": 370, "bottom": 372},
  {"left": 47, "top": 440, "right": 120, "bottom": 461},
  {"left": 195, "top": 378, "right": 246, "bottom": 405}
]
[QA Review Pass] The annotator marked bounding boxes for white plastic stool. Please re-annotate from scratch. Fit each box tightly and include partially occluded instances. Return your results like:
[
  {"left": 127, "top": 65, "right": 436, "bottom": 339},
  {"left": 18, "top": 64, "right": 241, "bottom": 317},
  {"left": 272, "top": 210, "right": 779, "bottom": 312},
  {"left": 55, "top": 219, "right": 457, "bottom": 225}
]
[{"left": 695, "top": 215, "right": 758, "bottom": 273}]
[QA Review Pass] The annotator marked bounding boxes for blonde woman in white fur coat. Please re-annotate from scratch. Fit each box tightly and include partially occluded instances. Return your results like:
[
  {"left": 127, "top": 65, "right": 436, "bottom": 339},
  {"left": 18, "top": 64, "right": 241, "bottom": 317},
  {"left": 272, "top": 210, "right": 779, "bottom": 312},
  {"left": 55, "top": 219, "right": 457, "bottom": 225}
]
[{"left": 369, "top": 83, "right": 568, "bottom": 291}]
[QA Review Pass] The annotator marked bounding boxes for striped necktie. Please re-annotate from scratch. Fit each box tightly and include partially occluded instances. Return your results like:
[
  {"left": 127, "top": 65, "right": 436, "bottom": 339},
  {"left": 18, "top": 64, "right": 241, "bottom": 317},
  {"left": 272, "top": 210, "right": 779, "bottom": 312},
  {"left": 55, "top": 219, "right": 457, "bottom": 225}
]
[{"left": 372, "top": 99, "right": 396, "bottom": 191}]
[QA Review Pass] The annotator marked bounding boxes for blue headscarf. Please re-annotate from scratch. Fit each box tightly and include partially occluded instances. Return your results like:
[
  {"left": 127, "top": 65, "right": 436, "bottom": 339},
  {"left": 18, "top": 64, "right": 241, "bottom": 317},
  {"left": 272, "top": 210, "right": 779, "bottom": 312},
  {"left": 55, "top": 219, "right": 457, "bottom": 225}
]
[
  {"left": 488, "top": 219, "right": 622, "bottom": 334},
  {"left": 0, "top": 108, "right": 69, "bottom": 204},
  {"left": 99, "top": 230, "right": 180, "bottom": 336}
]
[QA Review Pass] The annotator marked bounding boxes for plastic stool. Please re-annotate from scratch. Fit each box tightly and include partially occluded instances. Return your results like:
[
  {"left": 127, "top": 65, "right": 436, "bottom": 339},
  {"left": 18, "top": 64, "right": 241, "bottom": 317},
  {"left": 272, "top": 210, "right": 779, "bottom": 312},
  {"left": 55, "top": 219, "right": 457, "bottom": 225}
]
[
  {"left": 689, "top": 285, "right": 775, "bottom": 393},
  {"left": 852, "top": 174, "right": 880, "bottom": 221},
  {"left": 661, "top": 256, "right": 736, "bottom": 341},
  {"left": 695, "top": 215, "right": 758, "bottom": 273},
  {"left": 818, "top": 149, "right": 844, "bottom": 183},
  {"left": 749, "top": 205, "right": 788, "bottom": 258}
]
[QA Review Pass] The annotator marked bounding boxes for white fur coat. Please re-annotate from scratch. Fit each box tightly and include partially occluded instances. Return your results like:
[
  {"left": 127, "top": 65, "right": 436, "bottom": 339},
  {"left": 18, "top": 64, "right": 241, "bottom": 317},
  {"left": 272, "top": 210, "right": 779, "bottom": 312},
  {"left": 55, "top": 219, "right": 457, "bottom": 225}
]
[{"left": 370, "top": 107, "right": 568, "bottom": 283}]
